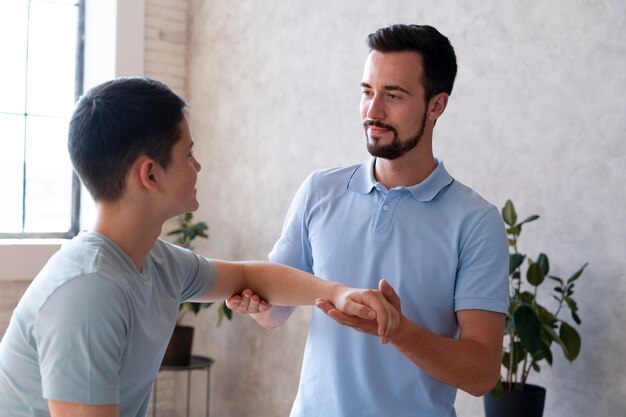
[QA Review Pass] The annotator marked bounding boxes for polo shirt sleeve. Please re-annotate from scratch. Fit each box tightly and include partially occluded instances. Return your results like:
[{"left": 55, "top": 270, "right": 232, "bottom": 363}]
[
  {"left": 269, "top": 173, "right": 314, "bottom": 273},
  {"left": 35, "top": 274, "right": 129, "bottom": 404},
  {"left": 454, "top": 207, "right": 510, "bottom": 314}
]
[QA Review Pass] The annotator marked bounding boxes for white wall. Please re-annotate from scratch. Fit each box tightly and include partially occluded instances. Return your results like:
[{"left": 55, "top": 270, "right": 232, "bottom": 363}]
[{"left": 186, "top": 1, "right": 626, "bottom": 416}]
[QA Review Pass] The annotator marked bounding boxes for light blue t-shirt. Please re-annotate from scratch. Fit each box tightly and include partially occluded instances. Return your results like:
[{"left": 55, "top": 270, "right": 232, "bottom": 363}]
[
  {"left": 0, "top": 232, "right": 217, "bottom": 417},
  {"left": 269, "top": 159, "right": 509, "bottom": 417}
]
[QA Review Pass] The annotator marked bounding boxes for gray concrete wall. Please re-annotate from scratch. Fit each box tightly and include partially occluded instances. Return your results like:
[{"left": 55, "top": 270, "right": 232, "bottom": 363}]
[{"left": 185, "top": 1, "right": 626, "bottom": 416}]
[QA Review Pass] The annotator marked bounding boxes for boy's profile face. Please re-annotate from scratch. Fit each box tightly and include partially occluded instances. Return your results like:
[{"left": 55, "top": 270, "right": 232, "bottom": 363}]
[{"left": 159, "top": 116, "right": 202, "bottom": 216}]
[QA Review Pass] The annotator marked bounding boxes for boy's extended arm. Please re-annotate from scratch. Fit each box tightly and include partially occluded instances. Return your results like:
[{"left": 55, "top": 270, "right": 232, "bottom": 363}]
[{"left": 198, "top": 261, "right": 399, "bottom": 341}]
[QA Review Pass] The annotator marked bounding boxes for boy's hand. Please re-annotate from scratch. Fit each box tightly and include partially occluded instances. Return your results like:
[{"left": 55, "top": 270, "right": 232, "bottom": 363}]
[
  {"left": 317, "top": 279, "right": 401, "bottom": 343},
  {"left": 226, "top": 289, "right": 272, "bottom": 314}
]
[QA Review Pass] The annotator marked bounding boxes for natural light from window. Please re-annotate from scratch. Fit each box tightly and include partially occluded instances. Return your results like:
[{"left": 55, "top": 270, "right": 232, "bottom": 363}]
[{"left": 0, "top": 0, "right": 79, "bottom": 235}]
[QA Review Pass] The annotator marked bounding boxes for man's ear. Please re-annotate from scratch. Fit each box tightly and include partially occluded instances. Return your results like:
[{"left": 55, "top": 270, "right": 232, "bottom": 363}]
[
  {"left": 136, "top": 156, "right": 160, "bottom": 192},
  {"left": 427, "top": 92, "right": 449, "bottom": 122}
]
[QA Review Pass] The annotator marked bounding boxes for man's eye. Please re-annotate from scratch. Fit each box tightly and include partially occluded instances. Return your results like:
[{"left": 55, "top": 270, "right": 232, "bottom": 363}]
[
  {"left": 361, "top": 90, "right": 373, "bottom": 97},
  {"left": 386, "top": 93, "right": 399, "bottom": 99}
]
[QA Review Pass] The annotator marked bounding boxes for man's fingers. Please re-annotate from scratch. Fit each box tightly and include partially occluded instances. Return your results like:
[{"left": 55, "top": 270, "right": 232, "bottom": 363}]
[
  {"left": 315, "top": 299, "right": 334, "bottom": 314},
  {"left": 345, "top": 298, "right": 377, "bottom": 320},
  {"left": 379, "top": 279, "right": 401, "bottom": 310},
  {"left": 316, "top": 299, "right": 364, "bottom": 325}
]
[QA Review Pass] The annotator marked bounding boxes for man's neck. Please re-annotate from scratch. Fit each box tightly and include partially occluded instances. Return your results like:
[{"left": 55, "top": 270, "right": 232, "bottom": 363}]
[
  {"left": 93, "top": 201, "right": 163, "bottom": 272},
  {"left": 373, "top": 148, "right": 437, "bottom": 189}
]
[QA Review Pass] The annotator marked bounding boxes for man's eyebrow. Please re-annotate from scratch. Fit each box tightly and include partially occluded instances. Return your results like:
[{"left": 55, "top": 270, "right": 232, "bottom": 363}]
[{"left": 360, "top": 82, "right": 412, "bottom": 96}]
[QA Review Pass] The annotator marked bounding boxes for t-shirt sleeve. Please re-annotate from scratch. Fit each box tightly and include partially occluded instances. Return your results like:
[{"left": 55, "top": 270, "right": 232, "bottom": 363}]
[
  {"left": 454, "top": 207, "right": 510, "bottom": 314},
  {"left": 35, "top": 274, "right": 129, "bottom": 404},
  {"left": 268, "top": 173, "right": 315, "bottom": 273},
  {"left": 163, "top": 241, "right": 217, "bottom": 302}
]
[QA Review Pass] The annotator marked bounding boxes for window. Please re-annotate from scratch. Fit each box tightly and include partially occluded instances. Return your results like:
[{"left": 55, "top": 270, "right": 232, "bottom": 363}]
[{"left": 0, "top": 0, "right": 83, "bottom": 238}]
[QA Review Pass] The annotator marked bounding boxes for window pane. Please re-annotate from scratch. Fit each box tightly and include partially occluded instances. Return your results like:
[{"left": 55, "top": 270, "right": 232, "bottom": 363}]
[
  {"left": 24, "top": 116, "right": 73, "bottom": 233},
  {"left": 0, "top": 0, "right": 28, "bottom": 114},
  {"left": 0, "top": 114, "right": 25, "bottom": 232},
  {"left": 26, "top": 1, "right": 78, "bottom": 117}
]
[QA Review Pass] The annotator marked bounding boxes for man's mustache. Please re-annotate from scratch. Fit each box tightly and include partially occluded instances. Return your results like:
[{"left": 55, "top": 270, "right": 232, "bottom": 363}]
[{"left": 363, "top": 119, "right": 397, "bottom": 134}]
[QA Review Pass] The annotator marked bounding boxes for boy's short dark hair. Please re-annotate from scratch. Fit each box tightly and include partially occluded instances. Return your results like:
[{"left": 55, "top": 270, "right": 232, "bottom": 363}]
[
  {"left": 366, "top": 24, "right": 458, "bottom": 102},
  {"left": 68, "top": 77, "right": 187, "bottom": 201}
]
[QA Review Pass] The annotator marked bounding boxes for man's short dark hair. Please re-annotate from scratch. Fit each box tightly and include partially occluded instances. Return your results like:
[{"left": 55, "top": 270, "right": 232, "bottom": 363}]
[
  {"left": 366, "top": 24, "right": 457, "bottom": 102},
  {"left": 68, "top": 77, "right": 187, "bottom": 201}
]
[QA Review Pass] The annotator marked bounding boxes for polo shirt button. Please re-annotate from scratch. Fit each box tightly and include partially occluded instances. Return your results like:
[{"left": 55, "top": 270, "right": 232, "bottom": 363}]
[{"left": 383, "top": 205, "right": 389, "bottom": 212}]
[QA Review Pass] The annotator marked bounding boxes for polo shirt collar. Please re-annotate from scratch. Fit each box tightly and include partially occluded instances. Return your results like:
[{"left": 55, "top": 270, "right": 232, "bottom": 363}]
[{"left": 347, "top": 157, "right": 454, "bottom": 202}]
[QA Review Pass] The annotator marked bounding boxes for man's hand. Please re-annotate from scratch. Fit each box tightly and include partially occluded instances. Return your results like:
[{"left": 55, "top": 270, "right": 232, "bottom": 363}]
[
  {"left": 225, "top": 289, "right": 272, "bottom": 314},
  {"left": 316, "top": 279, "right": 401, "bottom": 344}
]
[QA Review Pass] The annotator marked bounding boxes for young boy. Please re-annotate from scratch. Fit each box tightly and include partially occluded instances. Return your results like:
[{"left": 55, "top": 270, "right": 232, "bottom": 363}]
[{"left": 0, "top": 77, "right": 398, "bottom": 417}]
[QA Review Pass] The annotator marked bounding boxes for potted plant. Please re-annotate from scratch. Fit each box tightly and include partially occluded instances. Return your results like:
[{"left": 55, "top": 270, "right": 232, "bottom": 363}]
[
  {"left": 484, "top": 200, "right": 588, "bottom": 417},
  {"left": 161, "top": 212, "right": 232, "bottom": 366}
]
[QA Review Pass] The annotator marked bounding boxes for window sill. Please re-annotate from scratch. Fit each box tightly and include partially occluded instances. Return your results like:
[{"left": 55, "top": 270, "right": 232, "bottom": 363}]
[{"left": 0, "top": 241, "right": 65, "bottom": 281}]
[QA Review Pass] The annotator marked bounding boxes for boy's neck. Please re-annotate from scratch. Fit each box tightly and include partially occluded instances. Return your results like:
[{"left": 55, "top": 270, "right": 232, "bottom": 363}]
[{"left": 93, "top": 201, "right": 163, "bottom": 272}]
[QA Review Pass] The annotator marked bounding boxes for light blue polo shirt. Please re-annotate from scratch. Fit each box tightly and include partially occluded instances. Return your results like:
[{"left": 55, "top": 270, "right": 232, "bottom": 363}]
[{"left": 270, "top": 158, "right": 509, "bottom": 417}]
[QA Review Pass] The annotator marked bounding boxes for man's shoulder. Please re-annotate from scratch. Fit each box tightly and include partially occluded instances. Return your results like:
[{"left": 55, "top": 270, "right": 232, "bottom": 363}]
[
  {"left": 304, "top": 163, "right": 364, "bottom": 191},
  {"left": 444, "top": 178, "right": 498, "bottom": 214}
]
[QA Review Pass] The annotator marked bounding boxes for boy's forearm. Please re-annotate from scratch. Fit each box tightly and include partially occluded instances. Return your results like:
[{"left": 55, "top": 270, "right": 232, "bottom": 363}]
[
  {"left": 241, "top": 261, "right": 342, "bottom": 306},
  {"left": 205, "top": 260, "right": 341, "bottom": 306}
]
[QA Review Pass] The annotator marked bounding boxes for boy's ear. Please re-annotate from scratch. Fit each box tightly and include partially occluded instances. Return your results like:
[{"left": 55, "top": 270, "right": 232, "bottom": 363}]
[
  {"left": 137, "top": 156, "right": 160, "bottom": 192},
  {"left": 427, "top": 92, "right": 449, "bottom": 122}
]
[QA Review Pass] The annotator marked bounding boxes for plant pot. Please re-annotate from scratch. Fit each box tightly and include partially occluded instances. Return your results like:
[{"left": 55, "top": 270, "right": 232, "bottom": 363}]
[
  {"left": 484, "top": 383, "right": 546, "bottom": 417},
  {"left": 161, "top": 325, "right": 194, "bottom": 366}
]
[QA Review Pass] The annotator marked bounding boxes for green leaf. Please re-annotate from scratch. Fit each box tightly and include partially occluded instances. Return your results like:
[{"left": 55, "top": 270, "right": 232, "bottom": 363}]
[
  {"left": 513, "top": 304, "right": 542, "bottom": 353},
  {"left": 547, "top": 275, "right": 563, "bottom": 284},
  {"left": 536, "top": 305, "right": 557, "bottom": 326},
  {"left": 502, "top": 200, "right": 517, "bottom": 226},
  {"left": 560, "top": 322, "right": 581, "bottom": 361},
  {"left": 520, "top": 291, "right": 535, "bottom": 304},
  {"left": 517, "top": 214, "right": 540, "bottom": 226},
  {"left": 538, "top": 341, "right": 553, "bottom": 366},
  {"left": 536, "top": 253, "right": 550, "bottom": 276},
  {"left": 542, "top": 323, "right": 560, "bottom": 344},
  {"left": 567, "top": 262, "right": 589, "bottom": 284},
  {"left": 565, "top": 297, "right": 579, "bottom": 313},
  {"left": 509, "top": 254, "right": 525, "bottom": 275},
  {"left": 490, "top": 379, "right": 504, "bottom": 398},
  {"left": 571, "top": 310, "right": 581, "bottom": 325},
  {"left": 506, "top": 226, "right": 521, "bottom": 236},
  {"left": 501, "top": 351, "right": 510, "bottom": 367},
  {"left": 527, "top": 262, "right": 545, "bottom": 286}
]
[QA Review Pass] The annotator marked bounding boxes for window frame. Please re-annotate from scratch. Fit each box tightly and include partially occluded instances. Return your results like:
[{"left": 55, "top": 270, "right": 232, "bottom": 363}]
[{"left": 0, "top": 0, "right": 84, "bottom": 239}]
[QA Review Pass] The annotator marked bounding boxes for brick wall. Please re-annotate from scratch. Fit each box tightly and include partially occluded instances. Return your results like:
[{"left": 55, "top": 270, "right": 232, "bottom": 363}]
[
  {"left": 0, "top": 281, "right": 30, "bottom": 337},
  {"left": 144, "top": 1, "right": 189, "bottom": 415},
  {"left": 144, "top": 0, "right": 188, "bottom": 98}
]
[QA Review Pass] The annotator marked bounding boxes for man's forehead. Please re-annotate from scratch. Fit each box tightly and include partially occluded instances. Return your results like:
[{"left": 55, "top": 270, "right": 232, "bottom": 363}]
[{"left": 362, "top": 50, "right": 423, "bottom": 86}]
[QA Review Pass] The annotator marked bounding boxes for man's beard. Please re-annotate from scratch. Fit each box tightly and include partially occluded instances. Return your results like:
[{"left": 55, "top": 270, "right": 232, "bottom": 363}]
[{"left": 364, "top": 112, "right": 427, "bottom": 160}]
